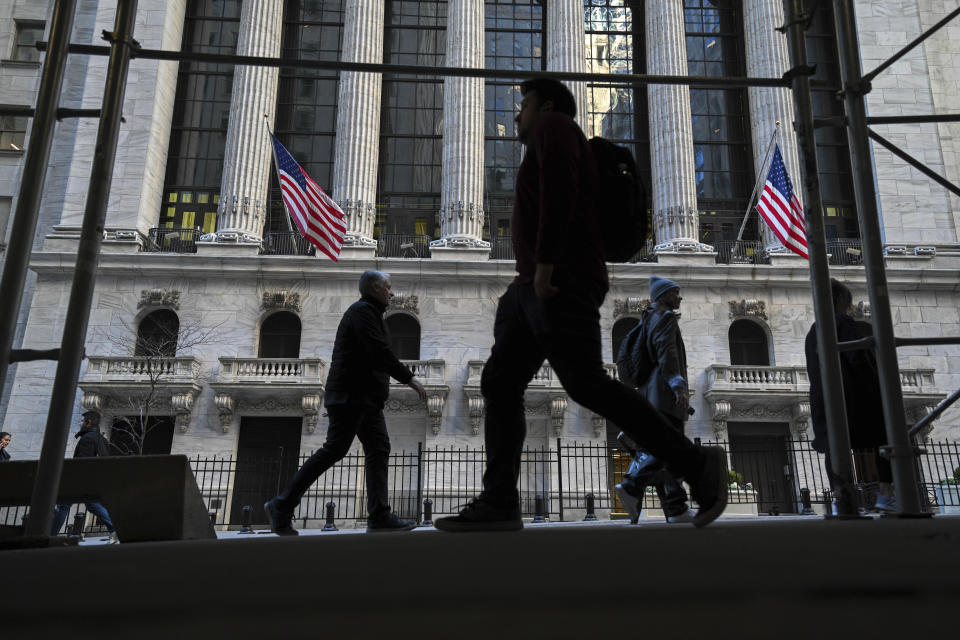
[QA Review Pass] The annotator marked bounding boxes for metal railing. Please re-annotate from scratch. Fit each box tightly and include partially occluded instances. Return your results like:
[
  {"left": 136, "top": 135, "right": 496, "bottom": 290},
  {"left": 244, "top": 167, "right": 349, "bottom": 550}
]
[
  {"left": 714, "top": 240, "right": 768, "bottom": 265},
  {"left": 144, "top": 227, "right": 201, "bottom": 254},
  {"left": 376, "top": 234, "right": 432, "bottom": 258},
  {"left": 489, "top": 236, "right": 514, "bottom": 260},
  {"left": 261, "top": 231, "right": 315, "bottom": 256},
  {"left": 826, "top": 238, "right": 864, "bottom": 266}
]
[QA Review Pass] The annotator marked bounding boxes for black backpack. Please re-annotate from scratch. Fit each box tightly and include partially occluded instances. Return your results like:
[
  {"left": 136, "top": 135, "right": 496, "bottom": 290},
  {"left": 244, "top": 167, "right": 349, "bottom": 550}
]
[
  {"left": 588, "top": 137, "right": 648, "bottom": 263},
  {"left": 616, "top": 309, "right": 667, "bottom": 387}
]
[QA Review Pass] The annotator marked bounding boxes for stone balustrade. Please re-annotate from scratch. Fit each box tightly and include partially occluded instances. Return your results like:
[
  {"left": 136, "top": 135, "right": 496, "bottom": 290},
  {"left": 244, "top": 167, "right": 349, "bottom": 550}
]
[
  {"left": 900, "top": 368, "right": 936, "bottom": 393},
  {"left": 706, "top": 365, "right": 810, "bottom": 392},
  {"left": 395, "top": 359, "right": 446, "bottom": 386},
  {"left": 218, "top": 357, "right": 325, "bottom": 383},
  {"left": 84, "top": 356, "right": 201, "bottom": 382}
]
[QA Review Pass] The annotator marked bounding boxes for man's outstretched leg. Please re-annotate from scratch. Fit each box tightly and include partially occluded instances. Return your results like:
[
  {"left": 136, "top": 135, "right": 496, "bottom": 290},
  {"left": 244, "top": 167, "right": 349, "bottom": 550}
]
[{"left": 265, "top": 405, "right": 358, "bottom": 536}]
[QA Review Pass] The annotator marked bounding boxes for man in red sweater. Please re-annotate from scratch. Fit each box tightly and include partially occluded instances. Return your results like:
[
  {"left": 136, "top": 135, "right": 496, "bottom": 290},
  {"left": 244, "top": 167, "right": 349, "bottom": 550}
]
[{"left": 435, "top": 78, "right": 727, "bottom": 531}]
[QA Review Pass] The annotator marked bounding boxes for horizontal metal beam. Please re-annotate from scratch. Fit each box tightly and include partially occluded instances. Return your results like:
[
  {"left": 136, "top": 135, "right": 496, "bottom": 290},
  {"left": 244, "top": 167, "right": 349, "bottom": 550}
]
[
  {"left": 38, "top": 41, "right": 794, "bottom": 89},
  {"left": 0, "top": 106, "right": 102, "bottom": 120},
  {"left": 838, "top": 335, "right": 960, "bottom": 352},
  {"left": 867, "top": 114, "right": 960, "bottom": 125},
  {"left": 908, "top": 387, "right": 960, "bottom": 437},
  {"left": 862, "top": 6, "right": 960, "bottom": 85},
  {"left": 868, "top": 128, "right": 960, "bottom": 198}
]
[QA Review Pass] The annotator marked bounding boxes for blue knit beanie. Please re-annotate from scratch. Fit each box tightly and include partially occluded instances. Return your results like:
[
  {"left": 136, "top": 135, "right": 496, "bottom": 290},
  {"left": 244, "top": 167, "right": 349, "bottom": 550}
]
[{"left": 650, "top": 276, "right": 679, "bottom": 301}]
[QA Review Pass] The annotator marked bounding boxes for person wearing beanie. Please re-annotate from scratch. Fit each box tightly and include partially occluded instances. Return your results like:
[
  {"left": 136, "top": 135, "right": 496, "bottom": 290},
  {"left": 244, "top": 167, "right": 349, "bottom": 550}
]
[
  {"left": 434, "top": 78, "right": 727, "bottom": 533},
  {"left": 616, "top": 276, "right": 696, "bottom": 524}
]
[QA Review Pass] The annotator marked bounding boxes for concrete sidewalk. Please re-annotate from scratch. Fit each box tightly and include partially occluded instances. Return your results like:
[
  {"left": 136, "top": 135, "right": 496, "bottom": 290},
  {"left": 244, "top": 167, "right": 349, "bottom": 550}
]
[{"left": 4, "top": 515, "right": 958, "bottom": 638}]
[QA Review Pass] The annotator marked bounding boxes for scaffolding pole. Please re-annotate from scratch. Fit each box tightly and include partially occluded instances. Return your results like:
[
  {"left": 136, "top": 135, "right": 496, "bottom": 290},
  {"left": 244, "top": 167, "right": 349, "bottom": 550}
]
[
  {"left": 784, "top": 0, "right": 861, "bottom": 518},
  {"left": 832, "top": 0, "right": 926, "bottom": 517},
  {"left": 24, "top": 0, "right": 140, "bottom": 537}
]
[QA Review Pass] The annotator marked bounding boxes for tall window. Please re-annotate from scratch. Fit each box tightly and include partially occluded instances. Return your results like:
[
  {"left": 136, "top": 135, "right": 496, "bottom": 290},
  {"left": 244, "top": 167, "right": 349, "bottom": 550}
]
[
  {"left": 805, "top": 1, "right": 857, "bottom": 238},
  {"left": 386, "top": 313, "right": 421, "bottom": 360},
  {"left": 267, "top": 0, "right": 344, "bottom": 234},
  {"left": 728, "top": 319, "right": 769, "bottom": 365},
  {"left": 377, "top": 0, "right": 447, "bottom": 239},
  {"left": 585, "top": 0, "right": 651, "bottom": 229},
  {"left": 11, "top": 21, "right": 44, "bottom": 62},
  {"left": 161, "top": 0, "right": 241, "bottom": 234},
  {"left": 484, "top": 0, "right": 545, "bottom": 240},
  {"left": 136, "top": 310, "right": 180, "bottom": 358},
  {"left": 685, "top": 0, "right": 755, "bottom": 245},
  {"left": 259, "top": 312, "right": 302, "bottom": 358},
  {"left": 0, "top": 113, "right": 27, "bottom": 152}
]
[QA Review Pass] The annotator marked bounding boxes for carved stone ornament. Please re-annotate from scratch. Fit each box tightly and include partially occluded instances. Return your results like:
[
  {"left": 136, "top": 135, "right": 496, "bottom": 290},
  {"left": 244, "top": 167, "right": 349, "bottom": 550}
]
[
  {"left": 728, "top": 299, "right": 768, "bottom": 321},
  {"left": 172, "top": 392, "right": 195, "bottom": 433},
  {"left": 850, "top": 300, "right": 871, "bottom": 319},
  {"left": 261, "top": 291, "right": 302, "bottom": 313},
  {"left": 81, "top": 393, "right": 103, "bottom": 413},
  {"left": 731, "top": 404, "right": 793, "bottom": 420},
  {"left": 613, "top": 298, "right": 650, "bottom": 318},
  {"left": 302, "top": 393, "right": 321, "bottom": 434},
  {"left": 389, "top": 293, "right": 420, "bottom": 315},
  {"left": 591, "top": 414, "right": 605, "bottom": 439},
  {"left": 215, "top": 393, "right": 234, "bottom": 433},
  {"left": 238, "top": 398, "right": 297, "bottom": 412},
  {"left": 792, "top": 401, "right": 811, "bottom": 437},
  {"left": 138, "top": 289, "right": 180, "bottom": 310},
  {"left": 428, "top": 394, "right": 445, "bottom": 436},
  {"left": 384, "top": 398, "right": 425, "bottom": 413},
  {"left": 468, "top": 396, "right": 484, "bottom": 436},
  {"left": 711, "top": 400, "right": 731, "bottom": 439},
  {"left": 551, "top": 396, "right": 568, "bottom": 437}
]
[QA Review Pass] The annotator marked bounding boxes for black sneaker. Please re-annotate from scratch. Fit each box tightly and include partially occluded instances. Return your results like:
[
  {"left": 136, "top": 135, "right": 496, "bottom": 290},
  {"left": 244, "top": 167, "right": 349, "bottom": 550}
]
[
  {"left": 434, "top": 498, "right": 523, "bottom": 532},
  {"left": 264, "top": 498, "right": 299, "bottom": 536},
  {"left": 688, "top": 446, "right": 728, "bottom": 528},
  {"left": 615, "top": 482, "right": 642, "bottom": 524},
  {"left": 367, "top": 512, "right": 417, "bottom": 533}
]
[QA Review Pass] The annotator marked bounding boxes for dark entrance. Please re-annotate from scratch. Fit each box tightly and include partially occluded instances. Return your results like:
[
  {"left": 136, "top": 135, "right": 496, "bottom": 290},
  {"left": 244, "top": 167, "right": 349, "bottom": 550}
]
[
  {"left": 231, "top": 417, "right": 303, "bottom": 526},
  {"left": 728, "top": 422, "right": 796, "bottom": 514},
  {"left": 109, "top": 415, "right": 175, "bottom": 455}
]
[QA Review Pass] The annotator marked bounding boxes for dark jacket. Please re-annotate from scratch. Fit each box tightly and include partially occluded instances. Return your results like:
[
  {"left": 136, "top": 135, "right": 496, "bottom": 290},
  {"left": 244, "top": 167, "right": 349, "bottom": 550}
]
[
  {"left": 324, "top": 295, "right": 414, "bottom": 408},
  {"left": 805, "top": 312, "right": 886, "bottom": 452},
  {"left": 513, "top": 111, "right": 607, "bottom": 290},
  {"left": 0, "top": 448, "right": 10, "bottom": 462},
  {"left": 638, "top": 302, "right": 689, "bottom": 423},
  {"left": 73, "top": 426, "right": 108, "bottom": 458}
]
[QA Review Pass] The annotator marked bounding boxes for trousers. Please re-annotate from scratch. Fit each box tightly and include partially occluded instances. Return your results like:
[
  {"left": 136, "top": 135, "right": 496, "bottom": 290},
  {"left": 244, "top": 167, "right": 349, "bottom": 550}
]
[
  {"left": 479, "top": 280, "right": 702, "bottom": 507},
  {"left": 276, "top": 403, "right": 392, "bottom": 520}
]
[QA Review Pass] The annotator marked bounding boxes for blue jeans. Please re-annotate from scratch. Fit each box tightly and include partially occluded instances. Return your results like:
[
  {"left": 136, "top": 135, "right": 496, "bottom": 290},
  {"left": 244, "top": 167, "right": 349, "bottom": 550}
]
[{"left": 51, "top": 502, "right": 115, "bottom": 535}]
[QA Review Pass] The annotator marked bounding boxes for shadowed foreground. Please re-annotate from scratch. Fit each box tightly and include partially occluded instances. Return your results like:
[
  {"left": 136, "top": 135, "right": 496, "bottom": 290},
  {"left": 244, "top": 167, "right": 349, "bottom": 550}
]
[{"left": 3, "top": 517, "right": 958, "bottom": 638}]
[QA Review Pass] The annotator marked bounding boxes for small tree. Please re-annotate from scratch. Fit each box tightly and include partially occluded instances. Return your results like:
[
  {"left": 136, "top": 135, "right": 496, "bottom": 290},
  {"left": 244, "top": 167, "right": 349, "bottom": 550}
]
[{"left": 96, "top": 312, "right": 219, "bottom": 455}]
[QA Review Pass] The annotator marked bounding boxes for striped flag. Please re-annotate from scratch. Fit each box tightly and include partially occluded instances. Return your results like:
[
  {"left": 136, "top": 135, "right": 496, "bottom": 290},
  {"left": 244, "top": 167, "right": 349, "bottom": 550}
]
[
  {"left": 270, "top": 134, "right": 346, "bottom": 260},
  {"left": 756, "top": 144, "right": 808, "bottom": 259}
]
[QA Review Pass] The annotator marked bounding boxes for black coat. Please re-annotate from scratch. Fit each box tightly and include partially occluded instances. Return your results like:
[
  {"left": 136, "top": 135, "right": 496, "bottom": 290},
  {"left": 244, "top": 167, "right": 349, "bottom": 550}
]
[
  {"left": 73, "top": 426, "right": 108, "bottom": 458},
  {"left": 638, "top": 303, "right": 689, "bottom": 423},
  {"left": 805, "top": 312, "right": 886, "bottom": 452},
  {"left": 324, "top": 295, "right": 414, "bottom": 408},
  {"left": 0, "top": 448, "right": 10, "bottom": 462}
]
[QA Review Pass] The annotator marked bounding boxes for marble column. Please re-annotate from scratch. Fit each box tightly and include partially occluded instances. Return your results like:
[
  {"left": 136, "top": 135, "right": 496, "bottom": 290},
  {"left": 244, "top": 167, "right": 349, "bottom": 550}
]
[
  {"left": 647, "top": 2, "right": 710, "bottom": 253},
  {"left": 215, "top": 0, "right": 283, "bottom": 242},
  {"left": 744, "top": 0, "right": 804, "bottom": 255},
  {"left": 546, "top": 0, "right": 588, "bottom": 126},
  {"left": 431, "top": 0, "right": 489, "bottom": 258},
  {"left": 331, "top": 0, "right": 385, "bottom": 258}
]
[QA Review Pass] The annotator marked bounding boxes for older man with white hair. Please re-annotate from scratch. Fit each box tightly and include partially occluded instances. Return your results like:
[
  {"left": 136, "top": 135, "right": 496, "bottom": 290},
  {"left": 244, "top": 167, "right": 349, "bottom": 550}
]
[{"left": 265, "top": 270, "right": 427, "bottom": 535}]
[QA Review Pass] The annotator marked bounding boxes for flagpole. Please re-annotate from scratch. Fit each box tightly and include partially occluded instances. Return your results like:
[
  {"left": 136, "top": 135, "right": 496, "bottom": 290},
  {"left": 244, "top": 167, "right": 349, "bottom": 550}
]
[
  {"left": 264, "top": 113, "right": 295, "bottom": 233},
  {"left": 733, "top": 122, "right": 781, "bottom": 251}
]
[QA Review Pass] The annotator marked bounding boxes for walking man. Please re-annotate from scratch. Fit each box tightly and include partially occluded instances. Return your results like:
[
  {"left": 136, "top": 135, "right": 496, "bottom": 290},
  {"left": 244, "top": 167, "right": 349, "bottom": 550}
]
[
  {"left": 434, "top": 78, "right": 727, "bottom": 532},
  {"left": 265, "top": 270, "right": 428, "bottom": 535},
  {"left": 50, "top": 411, "right": 118, "bottom": 543},
  {"left": 615, "top": 277, "right": 696, "bottom": 524}
]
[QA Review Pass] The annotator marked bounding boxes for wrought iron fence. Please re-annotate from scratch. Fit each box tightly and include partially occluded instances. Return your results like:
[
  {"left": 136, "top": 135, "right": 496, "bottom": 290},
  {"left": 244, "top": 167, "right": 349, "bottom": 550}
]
[
  {"left": 714, "top": 240, "right": 768, "bottom": 265},
  {"left": 626, "top": 238, "right": 658, "bottom": 263},
  {"left": 0, "top": 502, "right": 111, "bottom": 537},
  {"left": 144, "top": 227, "right": 201, "bottom": 254},
  {"left": 262, "top": 231, "right": 315, "bottom": 256},
  {"left": 5, "top": 438, "right": 957, "bottom": 532},
  {"left": 826, "top": 238, "right": 864, "bottom": 265},
  {"left": 489, "top": 235, "right": 514, "bottom": 260},
  {"left": 376, "top": 234, "right": 432, "bottom": 258}
]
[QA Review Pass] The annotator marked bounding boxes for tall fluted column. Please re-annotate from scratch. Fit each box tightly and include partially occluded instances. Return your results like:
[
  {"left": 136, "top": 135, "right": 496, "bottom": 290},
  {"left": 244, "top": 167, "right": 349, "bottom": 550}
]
[
  {"left": 647, "top": 3, "right": 708, "bottom": 252},
  {"left": 331, "top": 0, "right": 384, "bottom": 257},
  {"left": 215, "top": 0, "right": 283, "bottom": 241},
  {"left": 431, "top": 0, "right": 489, "bottom": 258},
  {"left": 744, "top": 0, "right": 803, "bottom": 254},
  {"left": 546, "top": 0, "right": 588, "bottom": 125}
]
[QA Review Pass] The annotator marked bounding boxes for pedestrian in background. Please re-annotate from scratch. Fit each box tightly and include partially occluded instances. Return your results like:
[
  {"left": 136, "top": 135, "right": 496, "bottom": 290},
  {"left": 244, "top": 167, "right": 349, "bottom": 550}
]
[{"left": 0, "top": 431, "right": 11, "bottom": 461}]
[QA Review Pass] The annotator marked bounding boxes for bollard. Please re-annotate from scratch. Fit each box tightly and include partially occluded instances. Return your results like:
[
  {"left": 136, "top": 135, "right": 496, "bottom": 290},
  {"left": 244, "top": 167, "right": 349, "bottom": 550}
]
[
  {"left": 800, "top": 488, "right": 815, "bottom": 515},
  {"left": 422, "top": 498, "right": 433, "bottom": 527},
  {"left": 238, "top": 505, "right": 254, "bottom": 534},
  {"left": 533, "top": 495, "right": 546, "bottom": 523},
  {"left": 322, "top": 501, "right": 338, "bottom": 531},
  {"left": 69, "top": 511, "right": 86, "bottom": 540},
  {"left": 583, "top": 493, "right": 597, "bottom": 521}
]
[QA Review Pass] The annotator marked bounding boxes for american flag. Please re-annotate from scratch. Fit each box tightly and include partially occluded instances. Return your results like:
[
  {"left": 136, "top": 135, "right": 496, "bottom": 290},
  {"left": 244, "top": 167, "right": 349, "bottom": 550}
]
[
  {"left": 756, "top": 144, "right": 808, "bottom": 259},
  {"left": 271, "top": 134, "right": 346, "bottom": 261}
]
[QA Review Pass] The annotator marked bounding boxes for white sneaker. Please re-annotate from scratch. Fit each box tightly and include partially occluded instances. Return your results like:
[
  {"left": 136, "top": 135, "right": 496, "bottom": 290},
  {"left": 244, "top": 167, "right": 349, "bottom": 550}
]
[
  {"left": 666, "top": 509, "right": 696, "bottom": 524},
  {"left": 615, "top": 483, "right": 642, "bottom": 524},
  {"left": 107, "top": 532, "right": 120, "bottom": 544}
]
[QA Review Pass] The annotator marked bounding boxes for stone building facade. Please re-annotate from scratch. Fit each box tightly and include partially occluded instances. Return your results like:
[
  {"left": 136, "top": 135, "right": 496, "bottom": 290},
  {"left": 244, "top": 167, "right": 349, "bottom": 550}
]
[{"left": 1, "top": 1, "right": 959, "bottom": 506}]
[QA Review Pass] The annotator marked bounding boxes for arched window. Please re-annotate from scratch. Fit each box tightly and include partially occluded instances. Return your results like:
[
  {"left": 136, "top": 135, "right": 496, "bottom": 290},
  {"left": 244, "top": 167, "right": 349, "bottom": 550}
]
[
  {"left": 259, "top": 312, "right": 302, "bottom": 358},
  {"left": 135, "top": 309, "right": 180, "bottom": 357},
  {"left": 386, "top": 313, "right": 421, "bottom": 360},
  {"left": 728, "top": 319, "right": 770, "bottom": 366},
  {"left": 612, "top": 317, "right": 640, "bottom": 361}
]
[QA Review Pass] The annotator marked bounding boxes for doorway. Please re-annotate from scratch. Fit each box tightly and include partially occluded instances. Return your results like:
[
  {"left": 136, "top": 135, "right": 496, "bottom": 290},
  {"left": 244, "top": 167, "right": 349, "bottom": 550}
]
[
  {"left": 727, "top": 422, "right": 796, "bottom": 514},
  {"left": 231, "top": 417, "right": 303, "bottom": 526}
]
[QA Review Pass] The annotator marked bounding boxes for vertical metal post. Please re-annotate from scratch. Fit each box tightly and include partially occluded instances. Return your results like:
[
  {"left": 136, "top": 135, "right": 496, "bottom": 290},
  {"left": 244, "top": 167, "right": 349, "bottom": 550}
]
[
  {"left": 831, "top": 1, "right": 925, "bottom": 517},
  {"left": 24, "top": 0, "right": 139, "bottom": 537},
  {"left": 784, "top": 0, "right": 859, "bottom": 517},
  {"left": 555, "top": 437, "right": 564, "bottom": 522},
  {"left": 415, "top": 442, "right": 423, "bottom": 524},
  {"left": 0, "top": 0, "right": 76, "bottom": 402}
]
